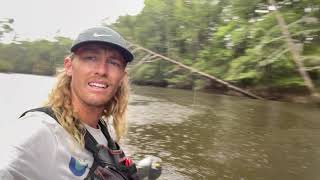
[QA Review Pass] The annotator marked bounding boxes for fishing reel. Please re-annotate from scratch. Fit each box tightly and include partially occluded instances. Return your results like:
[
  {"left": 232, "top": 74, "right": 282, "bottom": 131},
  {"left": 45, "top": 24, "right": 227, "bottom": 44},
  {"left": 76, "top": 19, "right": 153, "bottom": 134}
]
[{"left": 136, "top": 155, "right": 162, "bottom": 180}]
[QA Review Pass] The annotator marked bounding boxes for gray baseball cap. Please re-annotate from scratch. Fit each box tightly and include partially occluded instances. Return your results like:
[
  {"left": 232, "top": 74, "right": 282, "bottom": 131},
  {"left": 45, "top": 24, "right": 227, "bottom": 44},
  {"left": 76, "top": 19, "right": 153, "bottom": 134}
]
[{"left": 70, "top": 27, "right": 134, "bottom": 62}]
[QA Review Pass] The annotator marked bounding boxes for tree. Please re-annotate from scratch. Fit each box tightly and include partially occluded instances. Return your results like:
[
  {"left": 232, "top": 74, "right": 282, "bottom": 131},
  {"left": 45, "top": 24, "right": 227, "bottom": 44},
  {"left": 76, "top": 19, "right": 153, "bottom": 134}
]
[
  {"left": 0, "top": 18, "right": 14, "bottom": 41},
  {"left": 111, "top": 0, "right": 320, "bottom": 96}
]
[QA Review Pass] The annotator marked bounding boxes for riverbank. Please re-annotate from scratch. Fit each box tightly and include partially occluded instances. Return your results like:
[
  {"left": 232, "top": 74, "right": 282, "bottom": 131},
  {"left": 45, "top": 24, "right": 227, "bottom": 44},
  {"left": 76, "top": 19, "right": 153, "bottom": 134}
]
[
  {"left": 132, "top": 79, "right": 314, "bottom": 104},
  {"left": 1, "top": 71, "right": 315, "bottom": 104}
]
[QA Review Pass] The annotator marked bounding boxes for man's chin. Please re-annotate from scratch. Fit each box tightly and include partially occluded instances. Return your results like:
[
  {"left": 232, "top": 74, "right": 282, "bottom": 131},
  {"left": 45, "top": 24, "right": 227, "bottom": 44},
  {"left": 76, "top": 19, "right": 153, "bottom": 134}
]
[{"left": 84, "top": 99, "right": 111, "bottom": 108}]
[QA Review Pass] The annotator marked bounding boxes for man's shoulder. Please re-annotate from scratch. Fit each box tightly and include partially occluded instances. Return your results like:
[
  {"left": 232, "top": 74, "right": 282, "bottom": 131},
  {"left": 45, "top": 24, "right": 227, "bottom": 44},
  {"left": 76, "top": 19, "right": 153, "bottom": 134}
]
[
  {"left": 19, "top": 110, "right": 59, "bottom": 127},
  {"left": 0, "top": 110, "right": 60, "bottom": 162},
  {"left": 5, "top": 111, "right": 59, "bottom": 142}
]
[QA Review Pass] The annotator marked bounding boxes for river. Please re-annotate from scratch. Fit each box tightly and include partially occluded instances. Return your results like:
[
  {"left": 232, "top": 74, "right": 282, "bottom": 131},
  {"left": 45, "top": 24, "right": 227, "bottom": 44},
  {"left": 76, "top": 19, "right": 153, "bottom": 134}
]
[{"left": 1, "top": 73, "right": 320, "bottom": 180}]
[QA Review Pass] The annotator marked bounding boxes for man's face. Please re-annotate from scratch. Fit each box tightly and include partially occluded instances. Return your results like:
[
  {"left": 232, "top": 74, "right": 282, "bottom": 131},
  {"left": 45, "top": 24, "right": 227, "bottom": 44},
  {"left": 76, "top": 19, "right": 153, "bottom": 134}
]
[{"left": 64, "top": 43, "right": 127, "bottom": 109}]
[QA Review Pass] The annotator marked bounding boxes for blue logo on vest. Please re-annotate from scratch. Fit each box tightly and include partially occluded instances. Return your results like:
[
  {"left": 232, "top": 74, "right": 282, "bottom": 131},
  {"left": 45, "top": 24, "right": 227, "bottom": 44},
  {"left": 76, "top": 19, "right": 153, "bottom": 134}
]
[{"left": 69, "top": 156, "right": 88, "bottom": 176}]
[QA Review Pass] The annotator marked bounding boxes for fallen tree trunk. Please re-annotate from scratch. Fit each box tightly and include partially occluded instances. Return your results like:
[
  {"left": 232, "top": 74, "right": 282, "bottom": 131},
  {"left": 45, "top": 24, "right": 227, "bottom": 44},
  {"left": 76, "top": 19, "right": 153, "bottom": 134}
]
[{"left": 128, "top": 43, "right": 264, "bottom": 100}]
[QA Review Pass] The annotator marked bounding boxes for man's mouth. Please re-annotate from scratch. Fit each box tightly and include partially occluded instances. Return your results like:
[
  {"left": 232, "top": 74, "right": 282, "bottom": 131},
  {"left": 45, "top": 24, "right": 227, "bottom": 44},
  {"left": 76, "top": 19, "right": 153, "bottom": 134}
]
[{"left": 88, "top": 82, "right": 109, "bottom": 89}]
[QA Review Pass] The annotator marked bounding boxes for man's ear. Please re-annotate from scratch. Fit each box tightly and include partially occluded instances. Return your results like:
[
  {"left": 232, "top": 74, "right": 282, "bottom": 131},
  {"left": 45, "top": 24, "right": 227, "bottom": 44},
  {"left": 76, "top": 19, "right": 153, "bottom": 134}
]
[
  {"left": 64, "top": 56, "right": 73, "bottom": 76},
  {"left": 120, "top": 71, "right": 128, "bottom": 83}
]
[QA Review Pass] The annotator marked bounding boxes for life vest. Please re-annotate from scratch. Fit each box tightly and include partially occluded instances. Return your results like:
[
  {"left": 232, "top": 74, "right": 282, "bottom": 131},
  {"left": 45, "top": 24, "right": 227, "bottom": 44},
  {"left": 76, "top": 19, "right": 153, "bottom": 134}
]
[{"left": 20, "top": 107, "right": 139, "bottom": 180}]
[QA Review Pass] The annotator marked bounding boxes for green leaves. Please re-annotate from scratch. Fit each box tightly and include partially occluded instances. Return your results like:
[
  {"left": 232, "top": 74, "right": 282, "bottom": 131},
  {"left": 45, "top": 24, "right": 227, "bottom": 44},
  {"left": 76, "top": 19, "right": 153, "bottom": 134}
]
[
  {"left": 114, "top": 0, "right": 317, "bottom": 89},
  {"left": 2, "top": 0, "right": 319, "bottom": 92},
  {"left": 0, "top": 37, "right": 72, "bottom": 75}
]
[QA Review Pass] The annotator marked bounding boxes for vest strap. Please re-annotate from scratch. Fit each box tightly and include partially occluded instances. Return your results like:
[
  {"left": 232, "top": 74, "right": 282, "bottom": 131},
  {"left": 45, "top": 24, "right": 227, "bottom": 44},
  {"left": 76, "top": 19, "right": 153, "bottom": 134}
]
[{"left": 20, "top": 107, "right": 138, "bottom": 180}]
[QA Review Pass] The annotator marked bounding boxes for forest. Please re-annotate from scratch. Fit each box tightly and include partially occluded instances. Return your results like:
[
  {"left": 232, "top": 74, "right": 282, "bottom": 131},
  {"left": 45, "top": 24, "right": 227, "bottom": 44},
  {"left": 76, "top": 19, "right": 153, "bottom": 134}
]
[{"left": 0, "top": 0, "right": 319, "bottom": 101}]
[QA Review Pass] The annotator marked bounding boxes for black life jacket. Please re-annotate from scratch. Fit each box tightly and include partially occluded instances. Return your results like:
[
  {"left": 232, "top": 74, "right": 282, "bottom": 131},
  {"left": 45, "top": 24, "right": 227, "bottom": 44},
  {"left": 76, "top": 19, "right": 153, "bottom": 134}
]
[{"left": 20, "top": 107, "right": 139, "bottom": 180}]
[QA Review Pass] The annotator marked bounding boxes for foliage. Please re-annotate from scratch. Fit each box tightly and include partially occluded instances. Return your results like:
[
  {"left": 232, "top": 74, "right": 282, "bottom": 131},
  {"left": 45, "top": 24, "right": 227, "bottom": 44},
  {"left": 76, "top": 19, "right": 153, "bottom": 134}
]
[
  {"left": 0, "top": 18, "right": 14, "bottom": 41},
  {"left": 0, "top": 37, "right": 72, "bottom": 75},
  {"left": 1, "top": 0, "right": 319, "bottom": 93},
  {"left": 113, "top": 0, "right": 320, "bottom": 91}
]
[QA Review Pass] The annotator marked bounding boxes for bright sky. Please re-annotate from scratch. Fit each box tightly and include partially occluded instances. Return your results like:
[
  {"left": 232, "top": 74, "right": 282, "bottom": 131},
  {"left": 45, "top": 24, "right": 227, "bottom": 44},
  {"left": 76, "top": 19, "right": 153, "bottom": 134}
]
[{"left": 0, "top": 0, "right": 144, "bottom": 41}]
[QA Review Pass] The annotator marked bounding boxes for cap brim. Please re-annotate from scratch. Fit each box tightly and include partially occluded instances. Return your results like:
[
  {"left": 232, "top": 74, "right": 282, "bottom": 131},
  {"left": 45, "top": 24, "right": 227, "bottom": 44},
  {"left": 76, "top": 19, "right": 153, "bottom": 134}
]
[{"left": 71, "top": 41, "right": 134, "bottom": 62}]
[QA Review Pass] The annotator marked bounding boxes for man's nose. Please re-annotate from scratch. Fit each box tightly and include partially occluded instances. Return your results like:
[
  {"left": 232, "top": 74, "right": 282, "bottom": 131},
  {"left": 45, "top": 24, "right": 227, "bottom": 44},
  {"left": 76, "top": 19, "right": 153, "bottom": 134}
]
[{"left": 95, "top": 60, "right": 109, "bottom": 76}]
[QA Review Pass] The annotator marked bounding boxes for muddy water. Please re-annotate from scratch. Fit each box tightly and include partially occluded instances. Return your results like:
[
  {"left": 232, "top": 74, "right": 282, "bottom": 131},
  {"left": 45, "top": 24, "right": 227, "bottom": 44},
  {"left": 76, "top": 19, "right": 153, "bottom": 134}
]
[{"left": 2, "top": 73, "right": 320, "bottom": 180}]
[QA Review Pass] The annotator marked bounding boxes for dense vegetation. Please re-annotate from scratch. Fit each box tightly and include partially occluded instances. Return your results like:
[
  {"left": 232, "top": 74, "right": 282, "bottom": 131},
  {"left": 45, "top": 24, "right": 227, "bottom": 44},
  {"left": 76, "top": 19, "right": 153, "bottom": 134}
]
[
  {"left": 0, "top": 38, "right": 71, "bottom": 75},
  {"left": 0, "top": 19, "right": 71, "bottom": 75},
  {"left": 0, "top": 0, "right": 319, "bottom": 99},
  {"left": 112, "top": 0, "right": 320, "bottom": 97}
]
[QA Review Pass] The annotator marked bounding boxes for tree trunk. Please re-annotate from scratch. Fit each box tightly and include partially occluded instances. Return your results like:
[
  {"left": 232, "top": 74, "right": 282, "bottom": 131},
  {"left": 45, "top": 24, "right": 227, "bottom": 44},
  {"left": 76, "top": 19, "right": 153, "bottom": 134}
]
[
  {"left": 268, "top": 0, "right": 320, "bottom": 102},
  {"left": 128, "top": 42, "right": 264, "bottom": 100}
]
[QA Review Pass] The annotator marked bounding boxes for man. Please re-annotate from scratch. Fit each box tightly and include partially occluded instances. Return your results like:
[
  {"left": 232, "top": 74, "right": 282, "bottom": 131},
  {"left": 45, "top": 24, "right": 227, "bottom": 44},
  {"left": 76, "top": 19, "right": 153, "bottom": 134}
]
[{"left": 0, "top": 27, "right": 139, "bottom": 179}]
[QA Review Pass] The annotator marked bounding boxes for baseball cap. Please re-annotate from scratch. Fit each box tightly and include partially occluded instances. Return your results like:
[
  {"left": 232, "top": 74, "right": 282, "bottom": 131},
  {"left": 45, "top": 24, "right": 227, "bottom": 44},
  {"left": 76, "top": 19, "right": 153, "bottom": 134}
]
[{"left": 70, "top": 27, "right": 134, "bottom": 62}]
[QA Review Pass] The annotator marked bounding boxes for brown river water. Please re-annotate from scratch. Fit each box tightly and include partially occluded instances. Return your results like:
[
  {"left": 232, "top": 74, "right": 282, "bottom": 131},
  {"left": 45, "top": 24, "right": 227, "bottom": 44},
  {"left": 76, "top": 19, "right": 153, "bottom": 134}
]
[{"left": 1, "top": 73, "right": 320, "bottom": 180}]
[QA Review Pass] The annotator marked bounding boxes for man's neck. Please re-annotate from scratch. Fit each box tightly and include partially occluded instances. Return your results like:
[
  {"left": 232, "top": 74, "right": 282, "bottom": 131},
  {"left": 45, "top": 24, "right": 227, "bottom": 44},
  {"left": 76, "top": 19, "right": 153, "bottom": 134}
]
[
  {"left": 76, "top": 106, "right": 103, "bottom": 129},
  {"left": 72, "top": 99, "right": 104, "bottom": 129}
]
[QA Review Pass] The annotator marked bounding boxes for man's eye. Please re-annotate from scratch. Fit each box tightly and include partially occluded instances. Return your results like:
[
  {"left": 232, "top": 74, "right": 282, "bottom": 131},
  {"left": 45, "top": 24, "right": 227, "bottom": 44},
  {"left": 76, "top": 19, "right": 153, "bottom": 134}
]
[{"left": 108, "top": 59, "right": 122, "bottom": 68}]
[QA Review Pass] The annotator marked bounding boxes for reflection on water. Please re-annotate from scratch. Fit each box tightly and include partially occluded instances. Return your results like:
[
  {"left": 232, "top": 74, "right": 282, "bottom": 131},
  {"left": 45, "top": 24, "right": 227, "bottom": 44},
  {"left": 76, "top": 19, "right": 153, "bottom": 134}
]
[
  {"left": 2, "top": 73, "right": 320, "bottom": 180},
  {"left": 128, "top": 95, "right": 196, "bottom": 125}
]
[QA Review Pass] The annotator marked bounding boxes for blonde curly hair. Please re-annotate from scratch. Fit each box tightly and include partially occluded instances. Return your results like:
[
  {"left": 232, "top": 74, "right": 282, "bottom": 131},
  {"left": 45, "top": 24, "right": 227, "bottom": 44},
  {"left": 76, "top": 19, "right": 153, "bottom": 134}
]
[{"left": 45, "top": 55, "right": 130, "bottom": 147}]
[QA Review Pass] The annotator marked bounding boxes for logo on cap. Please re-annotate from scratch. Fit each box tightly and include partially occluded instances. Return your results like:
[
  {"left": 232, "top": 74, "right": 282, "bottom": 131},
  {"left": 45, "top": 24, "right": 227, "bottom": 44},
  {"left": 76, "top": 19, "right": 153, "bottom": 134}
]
[{"left": 93, "top": 33, "right": 112, "bottom": 37}]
